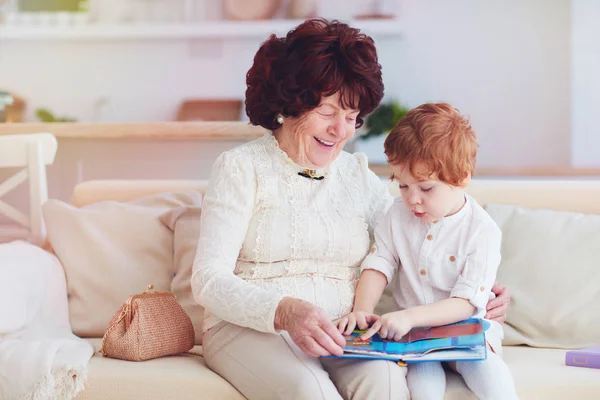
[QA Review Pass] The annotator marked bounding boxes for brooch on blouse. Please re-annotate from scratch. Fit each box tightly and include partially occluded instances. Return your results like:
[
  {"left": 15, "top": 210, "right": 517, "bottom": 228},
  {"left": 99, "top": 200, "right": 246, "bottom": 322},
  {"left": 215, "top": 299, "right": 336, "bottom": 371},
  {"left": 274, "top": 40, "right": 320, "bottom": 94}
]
[{"left": 298, "top": 169, "right": 325, "bottom": 180}]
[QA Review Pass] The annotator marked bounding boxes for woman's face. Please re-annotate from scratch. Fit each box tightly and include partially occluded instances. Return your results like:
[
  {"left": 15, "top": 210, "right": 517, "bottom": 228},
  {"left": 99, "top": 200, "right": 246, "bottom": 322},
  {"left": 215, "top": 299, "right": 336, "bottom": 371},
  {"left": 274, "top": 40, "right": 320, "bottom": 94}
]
[{"left": 277, "top": 92, "right": 359, "bottom": 169}]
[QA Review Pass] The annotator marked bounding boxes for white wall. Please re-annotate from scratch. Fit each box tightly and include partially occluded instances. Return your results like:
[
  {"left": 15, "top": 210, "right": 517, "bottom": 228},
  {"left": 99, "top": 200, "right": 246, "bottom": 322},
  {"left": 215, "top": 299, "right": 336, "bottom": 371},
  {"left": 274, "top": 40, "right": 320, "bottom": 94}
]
[
  {"left": 0, "top": 39, "right": 257, "bottom": 122},
  {"left": 381, "top": 0, "right": 571, "bottom": 168},
  {"left": 571, "top": 0, "right": 600, "bottom": 167},
  {"left": 0, "top": 0, "right": 572, "bottom": 169}
]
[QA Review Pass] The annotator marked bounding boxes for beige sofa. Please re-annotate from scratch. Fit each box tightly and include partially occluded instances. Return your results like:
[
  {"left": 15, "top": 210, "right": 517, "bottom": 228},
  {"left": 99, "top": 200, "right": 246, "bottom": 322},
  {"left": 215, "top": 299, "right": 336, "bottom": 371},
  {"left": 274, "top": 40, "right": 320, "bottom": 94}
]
[{"left": 40, "top": 178, "right": 600, "bottom": 400}]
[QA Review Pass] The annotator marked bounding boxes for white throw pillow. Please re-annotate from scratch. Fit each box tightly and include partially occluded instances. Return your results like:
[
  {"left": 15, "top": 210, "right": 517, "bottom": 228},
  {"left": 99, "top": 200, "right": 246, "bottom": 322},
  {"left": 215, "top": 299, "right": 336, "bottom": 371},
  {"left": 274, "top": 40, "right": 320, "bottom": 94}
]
[
  {"left": 43, "top": 192, "right": 200, "bottom": 338},
  {"left": 161, "top": 204, "right": 204, "bottom": 344},
  {"left": 0, "top": 241, "right": 69, "bottom": 334},
  {"left": 486, "top": 203, "right": 600, "bottom": 348}
]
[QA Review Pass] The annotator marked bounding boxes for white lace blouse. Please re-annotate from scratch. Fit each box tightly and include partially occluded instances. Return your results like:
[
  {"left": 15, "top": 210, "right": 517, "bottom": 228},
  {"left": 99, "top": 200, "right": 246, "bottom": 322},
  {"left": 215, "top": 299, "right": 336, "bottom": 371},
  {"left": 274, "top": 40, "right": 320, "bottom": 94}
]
[{"left": 191, "top": 133, "right": 392, "bottom": 334}]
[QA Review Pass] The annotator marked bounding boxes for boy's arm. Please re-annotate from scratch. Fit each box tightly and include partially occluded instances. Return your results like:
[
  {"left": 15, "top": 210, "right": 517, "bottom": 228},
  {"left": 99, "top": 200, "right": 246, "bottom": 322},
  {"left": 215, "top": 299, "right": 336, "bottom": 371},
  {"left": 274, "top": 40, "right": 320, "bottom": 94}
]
[
  {"left": 356, "top": 203, "right": 401, "bottom": 312},
  {"left": 361, "top": 298, "right": 475, "bottom": 340},
  {"left": 338, "top": 270, "right": 387, "bottom": 334},
  {"left": 353, "top": 270, "right": 388, "bottom": 313},
  {"left": 401, "top": 298, "right": 475, "bottom": 328},
  {"left": 362, "top": 298, "right": 476, "bottom": 340}
]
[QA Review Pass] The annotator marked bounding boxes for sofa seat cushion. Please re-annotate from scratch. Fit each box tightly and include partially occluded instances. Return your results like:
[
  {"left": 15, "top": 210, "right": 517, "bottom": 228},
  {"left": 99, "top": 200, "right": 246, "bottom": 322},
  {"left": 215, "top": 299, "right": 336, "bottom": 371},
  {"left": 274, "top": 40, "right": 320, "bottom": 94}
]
[
  {"left": 445, "top": 346, "right": 600, "bottom": 399},
  {"left": 76, "top": 339, "right": 244, "bottom": 400},
  {"left": 77, "top": 341, "right": 600, "bottom": 399},
  {"left": 503, "top": 346, "right": 600, "bottom": 399}
]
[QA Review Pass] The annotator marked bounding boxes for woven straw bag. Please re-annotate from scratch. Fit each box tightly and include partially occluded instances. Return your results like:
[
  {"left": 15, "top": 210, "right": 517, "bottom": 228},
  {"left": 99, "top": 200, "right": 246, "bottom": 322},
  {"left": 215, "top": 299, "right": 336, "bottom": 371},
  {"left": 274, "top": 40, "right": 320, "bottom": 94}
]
[{"left": 100, "top": 285, "right": 195, "bottom": 361}]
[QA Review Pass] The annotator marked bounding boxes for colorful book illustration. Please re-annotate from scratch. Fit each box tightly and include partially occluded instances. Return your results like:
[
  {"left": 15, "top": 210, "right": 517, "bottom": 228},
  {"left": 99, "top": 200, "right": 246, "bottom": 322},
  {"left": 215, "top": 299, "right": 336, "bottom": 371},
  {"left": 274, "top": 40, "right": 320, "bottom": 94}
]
[
  {"left": 565, "top": 347, "right": 600, "bottom": 369},
  {"left": 327, "top": 318, "right": 489, "bottom": 363}
]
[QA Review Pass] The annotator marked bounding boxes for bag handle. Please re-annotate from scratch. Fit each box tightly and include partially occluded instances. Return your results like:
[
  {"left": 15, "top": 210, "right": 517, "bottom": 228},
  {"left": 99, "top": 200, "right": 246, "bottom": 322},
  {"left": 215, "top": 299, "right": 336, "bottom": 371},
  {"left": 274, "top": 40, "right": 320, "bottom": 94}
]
[{"left": 125, "top": 284, "right": 155, "bottom": 330}]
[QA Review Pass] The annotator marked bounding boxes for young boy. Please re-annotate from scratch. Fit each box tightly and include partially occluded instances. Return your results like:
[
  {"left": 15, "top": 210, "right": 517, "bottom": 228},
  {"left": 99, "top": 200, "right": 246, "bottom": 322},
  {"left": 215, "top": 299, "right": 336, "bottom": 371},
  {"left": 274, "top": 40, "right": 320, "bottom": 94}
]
[{"left": 338, "top": 103, "right": 518, "bottom": 399}]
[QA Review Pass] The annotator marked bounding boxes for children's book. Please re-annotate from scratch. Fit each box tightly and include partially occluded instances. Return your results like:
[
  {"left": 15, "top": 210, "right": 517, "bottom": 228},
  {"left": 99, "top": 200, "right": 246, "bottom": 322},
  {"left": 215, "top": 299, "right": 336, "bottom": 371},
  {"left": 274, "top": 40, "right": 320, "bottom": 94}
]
[
  {"left": 565, "top": 347, "right": 600, "bottom": 369},
  {"left": 327, "top": 318, "right": 489, "bottom": 364}
]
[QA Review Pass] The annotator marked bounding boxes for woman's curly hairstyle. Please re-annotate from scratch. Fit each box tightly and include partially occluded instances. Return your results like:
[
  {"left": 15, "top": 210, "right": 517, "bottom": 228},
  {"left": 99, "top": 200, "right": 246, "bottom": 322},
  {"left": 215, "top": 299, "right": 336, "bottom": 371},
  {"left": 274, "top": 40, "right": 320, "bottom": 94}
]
[{"left": 245, "top": 18, "right": 384, "bottom": 130}]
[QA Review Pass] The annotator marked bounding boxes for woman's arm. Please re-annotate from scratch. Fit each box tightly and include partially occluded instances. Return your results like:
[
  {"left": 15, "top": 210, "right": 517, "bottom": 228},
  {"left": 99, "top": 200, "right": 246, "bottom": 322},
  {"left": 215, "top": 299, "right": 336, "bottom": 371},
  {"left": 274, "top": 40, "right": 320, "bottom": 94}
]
[{"left": 191, "top": 151, "right": 284, "bottom": 334}]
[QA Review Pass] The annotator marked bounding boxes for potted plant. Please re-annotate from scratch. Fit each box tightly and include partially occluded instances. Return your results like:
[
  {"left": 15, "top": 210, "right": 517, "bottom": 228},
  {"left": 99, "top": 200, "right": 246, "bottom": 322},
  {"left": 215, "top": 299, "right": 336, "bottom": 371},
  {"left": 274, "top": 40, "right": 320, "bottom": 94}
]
[
  {"left": 36, "top": 108, "right": 77, "bottom": 122},
  {"left": 354, "top": 101, "right": 409, "bottom": 163}
]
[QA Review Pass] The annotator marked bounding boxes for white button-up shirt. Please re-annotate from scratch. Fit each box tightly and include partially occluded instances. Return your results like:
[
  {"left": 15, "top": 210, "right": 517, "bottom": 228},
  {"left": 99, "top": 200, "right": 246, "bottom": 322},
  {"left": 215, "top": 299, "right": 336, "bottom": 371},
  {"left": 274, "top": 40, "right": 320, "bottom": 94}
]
[{"left": 362, "top": 195, "right": 502, "bottom": 318}]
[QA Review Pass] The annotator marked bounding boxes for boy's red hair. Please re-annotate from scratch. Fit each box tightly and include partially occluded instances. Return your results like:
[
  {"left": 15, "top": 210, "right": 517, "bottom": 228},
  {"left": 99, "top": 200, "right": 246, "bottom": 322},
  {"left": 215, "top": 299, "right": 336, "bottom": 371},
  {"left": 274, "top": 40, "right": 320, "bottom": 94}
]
[{"left": 383, "top": 103, "right": 478, "bottom": 186}]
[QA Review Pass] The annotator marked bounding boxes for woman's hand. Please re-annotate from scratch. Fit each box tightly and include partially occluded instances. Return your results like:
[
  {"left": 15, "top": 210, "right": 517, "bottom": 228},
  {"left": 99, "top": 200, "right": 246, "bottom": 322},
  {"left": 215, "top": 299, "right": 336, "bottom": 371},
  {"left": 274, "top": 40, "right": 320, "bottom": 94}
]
[
  {"left": 336, "top": 311, "right": 380, "bottom": 335},
  {"left": 274, "top": 297, "right": 346, "bottom": 357},
  {"left": 485, "top": 281, "right": 512, "bottom": 323},
  {"left": 361, "top": 311, "right": 413, "bottom": 342}
]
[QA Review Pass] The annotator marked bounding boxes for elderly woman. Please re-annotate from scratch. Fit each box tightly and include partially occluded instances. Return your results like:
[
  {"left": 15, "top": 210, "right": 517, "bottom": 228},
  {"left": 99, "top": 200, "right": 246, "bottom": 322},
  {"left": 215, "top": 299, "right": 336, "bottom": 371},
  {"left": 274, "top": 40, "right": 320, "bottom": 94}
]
[{"left": 192, "top": 18, "right": 510, "bottom": 400}]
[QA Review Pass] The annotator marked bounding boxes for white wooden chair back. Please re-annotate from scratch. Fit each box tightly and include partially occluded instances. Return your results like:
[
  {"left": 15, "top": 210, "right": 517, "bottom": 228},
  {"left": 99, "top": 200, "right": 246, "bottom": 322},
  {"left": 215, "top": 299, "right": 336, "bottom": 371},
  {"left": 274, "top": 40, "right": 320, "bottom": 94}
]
[{"left": 0, "top": 133, "right": 57, "bottom": 242}]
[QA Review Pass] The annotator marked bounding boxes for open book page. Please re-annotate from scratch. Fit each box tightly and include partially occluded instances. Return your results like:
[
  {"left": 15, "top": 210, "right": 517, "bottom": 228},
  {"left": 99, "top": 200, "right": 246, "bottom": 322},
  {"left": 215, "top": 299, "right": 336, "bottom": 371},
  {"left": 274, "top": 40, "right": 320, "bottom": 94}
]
[
  {"left": 334, "top": 319, "right": 488, "bottom": 363},
  {"left": 405, "top": 318, "right": 486, "bottom": 343},
  {"left": 402, "top": 347, "right": 486, "bottom": 362}
]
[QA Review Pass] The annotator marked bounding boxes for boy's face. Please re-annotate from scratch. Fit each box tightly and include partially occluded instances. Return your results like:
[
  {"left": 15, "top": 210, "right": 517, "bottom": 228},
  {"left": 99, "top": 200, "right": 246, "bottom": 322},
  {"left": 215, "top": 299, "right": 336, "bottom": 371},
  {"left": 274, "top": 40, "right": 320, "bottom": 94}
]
[{"left": 391, "top": 163, "right": 469, "bottom": 223}]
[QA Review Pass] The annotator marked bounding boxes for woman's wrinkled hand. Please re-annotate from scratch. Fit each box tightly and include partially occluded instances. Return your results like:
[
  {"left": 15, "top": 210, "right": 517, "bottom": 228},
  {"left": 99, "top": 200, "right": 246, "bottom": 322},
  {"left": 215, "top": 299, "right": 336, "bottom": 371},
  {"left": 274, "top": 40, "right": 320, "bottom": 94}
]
[
  {"left": 485, "top": 281, "right": 512, "bottom": 323},
  {"left": 275, "top": 297, "right": 346, "bottom": 357},
  {"left": 336, "top": 311, "right": 381, "bottom": 336}
]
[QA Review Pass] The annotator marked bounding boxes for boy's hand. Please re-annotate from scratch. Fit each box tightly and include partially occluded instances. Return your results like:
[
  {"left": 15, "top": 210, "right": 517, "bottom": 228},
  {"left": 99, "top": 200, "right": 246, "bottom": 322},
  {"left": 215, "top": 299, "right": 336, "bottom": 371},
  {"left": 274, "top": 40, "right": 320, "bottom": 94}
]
[
  {"left": 361, "top": 311, "right": 413, "bottom": 341},
  {"left": 336, "top": 311, "right": 380, "bottom": 336}
]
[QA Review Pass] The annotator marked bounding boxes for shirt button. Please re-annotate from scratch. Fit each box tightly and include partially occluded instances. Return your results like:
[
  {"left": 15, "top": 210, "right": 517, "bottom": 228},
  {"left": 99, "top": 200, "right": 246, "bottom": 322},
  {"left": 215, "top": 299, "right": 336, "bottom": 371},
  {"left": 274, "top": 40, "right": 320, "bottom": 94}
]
[
  {"left": 449, "top": 256, "right": 456, "bottom": 262},
  {"left": 480, "top": 286, "right": 485, "bottom": 292},
  {"left": 370, "top": 247, "right": 376, "bottom": 254},
  {"left": 420, "top": 269, "right": 427, "bottom": 276},
  {"left": 426, "top": 234, "right": 433, "bottom": 240}
]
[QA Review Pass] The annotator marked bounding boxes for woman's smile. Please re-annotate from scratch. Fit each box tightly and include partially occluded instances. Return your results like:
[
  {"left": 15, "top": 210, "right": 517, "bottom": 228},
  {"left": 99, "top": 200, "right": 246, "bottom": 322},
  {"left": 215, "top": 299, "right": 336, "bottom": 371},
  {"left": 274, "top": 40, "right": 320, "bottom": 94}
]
[{"left": 314, "top": 137, "right": 336, "bottom": 149}]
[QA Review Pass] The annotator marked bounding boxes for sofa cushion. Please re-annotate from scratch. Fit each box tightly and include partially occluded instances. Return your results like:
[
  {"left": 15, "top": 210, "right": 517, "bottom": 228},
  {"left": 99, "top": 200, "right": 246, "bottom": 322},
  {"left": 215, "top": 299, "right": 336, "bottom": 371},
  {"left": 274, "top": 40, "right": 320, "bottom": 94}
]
[
  {"left": 77, "top": 341, "right": 600, "bottom": 400},
  {"left": 502, "top": 346, "right": 600, "bottom": 399},
  {"left": 78, "top": 339, "right": 245, "bottom": 400},
  {"left": 486, "top": 204, "right": 600, "bottom": 348},
  {"left": 161, "top": 204, "right": 204, "bottom": 344},
  {"left": 445, "top": 346, "right": 600, "bottom": 399},
  {"left": 43, "top": 192, "right": 201, "bottom": 338}
]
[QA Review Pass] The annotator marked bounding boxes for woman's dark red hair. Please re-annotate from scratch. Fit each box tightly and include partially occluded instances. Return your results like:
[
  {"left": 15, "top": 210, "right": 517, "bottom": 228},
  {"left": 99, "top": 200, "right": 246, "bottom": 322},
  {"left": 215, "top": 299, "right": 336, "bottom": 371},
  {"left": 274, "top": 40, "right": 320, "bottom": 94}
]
[{"left": 245, "top": 18, "right": 384, "bottom": 130}]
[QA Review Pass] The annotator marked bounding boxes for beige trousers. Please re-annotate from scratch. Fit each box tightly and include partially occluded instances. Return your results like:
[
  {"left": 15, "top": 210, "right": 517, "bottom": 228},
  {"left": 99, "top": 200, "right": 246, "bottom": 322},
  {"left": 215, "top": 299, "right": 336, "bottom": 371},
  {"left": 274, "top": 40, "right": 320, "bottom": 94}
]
[{"left": 203, "top": 321, "right": 410, "bottom": 400}]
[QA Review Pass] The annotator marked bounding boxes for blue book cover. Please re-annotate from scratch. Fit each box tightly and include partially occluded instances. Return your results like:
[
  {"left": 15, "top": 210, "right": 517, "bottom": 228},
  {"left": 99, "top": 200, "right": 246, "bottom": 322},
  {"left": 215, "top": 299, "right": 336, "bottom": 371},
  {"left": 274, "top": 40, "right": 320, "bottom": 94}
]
[{"left": 327, "top": 318, "right": 489, "bottom": 364}]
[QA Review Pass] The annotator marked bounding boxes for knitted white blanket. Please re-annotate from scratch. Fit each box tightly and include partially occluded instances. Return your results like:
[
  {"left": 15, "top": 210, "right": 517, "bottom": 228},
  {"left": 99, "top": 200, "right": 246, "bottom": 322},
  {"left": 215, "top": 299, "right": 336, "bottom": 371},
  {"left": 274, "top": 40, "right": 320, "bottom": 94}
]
[{"left": 0, "top": 241, "right": 93, "bottom": 400}]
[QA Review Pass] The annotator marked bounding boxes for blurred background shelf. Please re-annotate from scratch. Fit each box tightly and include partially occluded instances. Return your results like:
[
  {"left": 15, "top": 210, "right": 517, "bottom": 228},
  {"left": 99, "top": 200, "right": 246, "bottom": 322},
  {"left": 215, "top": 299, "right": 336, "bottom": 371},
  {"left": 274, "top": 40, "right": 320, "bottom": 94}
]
[{"left": 0, "top": 19, "right": 401, "bottom": 40}]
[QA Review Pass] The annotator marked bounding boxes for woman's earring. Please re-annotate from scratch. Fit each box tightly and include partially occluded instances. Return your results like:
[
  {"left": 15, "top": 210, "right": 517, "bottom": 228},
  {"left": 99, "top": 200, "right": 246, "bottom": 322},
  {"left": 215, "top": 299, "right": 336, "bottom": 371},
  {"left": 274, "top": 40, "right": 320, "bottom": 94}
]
[{"left": 276, "top": 113, "right": 284, "bottom": 124}]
